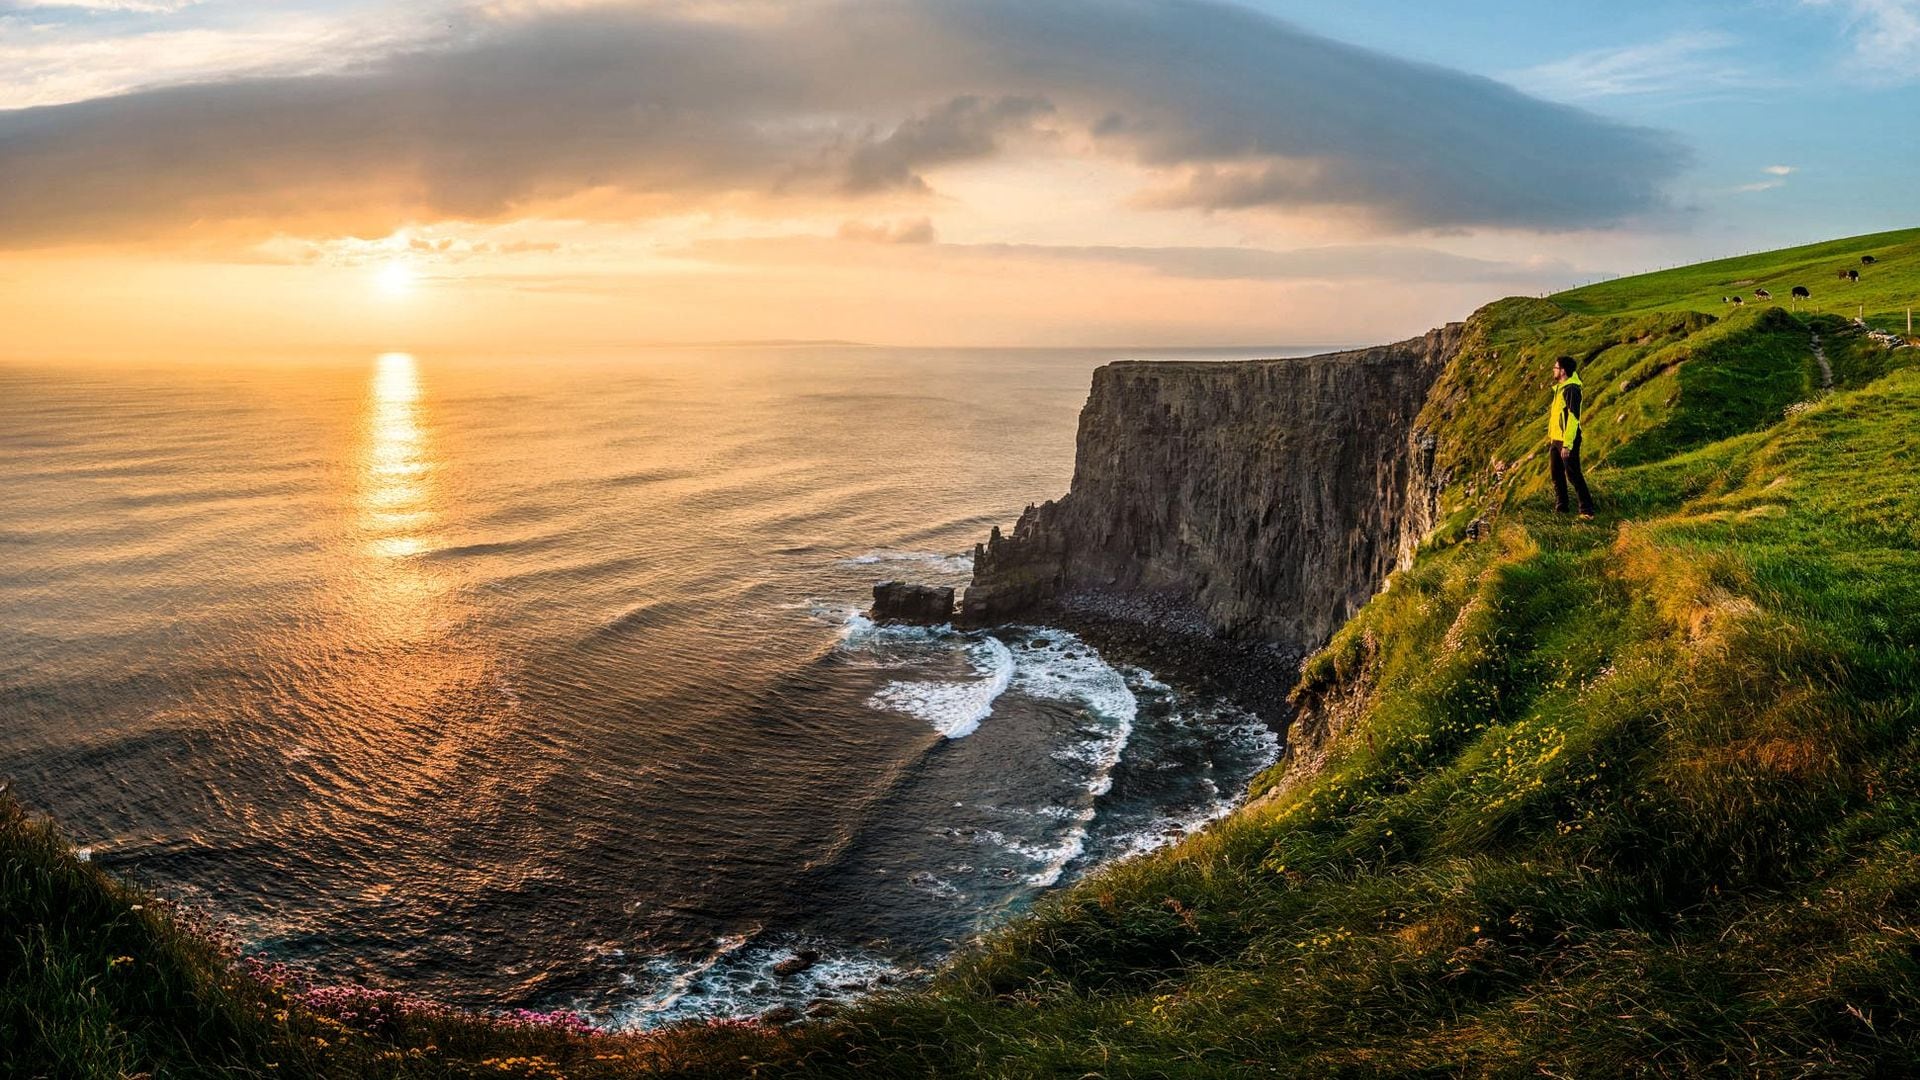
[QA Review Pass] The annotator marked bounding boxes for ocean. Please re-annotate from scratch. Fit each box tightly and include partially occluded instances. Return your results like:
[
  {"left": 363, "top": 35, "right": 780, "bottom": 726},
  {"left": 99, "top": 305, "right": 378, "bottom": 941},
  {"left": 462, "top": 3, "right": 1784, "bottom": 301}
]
[{"left": 0, "top": 345, "right": 1314, "bottom": 1025}]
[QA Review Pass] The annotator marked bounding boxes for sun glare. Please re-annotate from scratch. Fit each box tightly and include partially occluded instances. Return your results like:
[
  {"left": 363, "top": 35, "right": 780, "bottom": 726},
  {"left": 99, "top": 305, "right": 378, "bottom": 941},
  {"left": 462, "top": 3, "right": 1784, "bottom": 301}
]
[
  {"left": 374, "top": 262, "right": 417, "bottom": 297},
  {"left": 360, "top": 352, "right": 431, "bottom": 562}
]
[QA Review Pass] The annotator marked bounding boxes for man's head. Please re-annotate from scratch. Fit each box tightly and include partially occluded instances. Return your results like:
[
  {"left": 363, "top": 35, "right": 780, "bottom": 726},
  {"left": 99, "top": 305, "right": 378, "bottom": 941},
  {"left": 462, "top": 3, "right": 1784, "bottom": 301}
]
[{"left": 1554, "top": 356, "right": 1576, "bottom": 380}]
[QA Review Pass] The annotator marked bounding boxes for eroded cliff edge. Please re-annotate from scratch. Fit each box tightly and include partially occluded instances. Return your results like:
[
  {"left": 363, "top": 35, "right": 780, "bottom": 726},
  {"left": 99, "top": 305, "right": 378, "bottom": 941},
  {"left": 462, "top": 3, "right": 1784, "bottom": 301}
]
[{"left": 962, "top": 324, "right": 1465, "bottom": 659}]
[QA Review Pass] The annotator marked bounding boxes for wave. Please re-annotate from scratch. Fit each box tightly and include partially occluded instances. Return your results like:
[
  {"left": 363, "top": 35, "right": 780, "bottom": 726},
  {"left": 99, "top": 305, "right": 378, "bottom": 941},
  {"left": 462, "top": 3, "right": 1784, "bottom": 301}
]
[
  {"left": 605, "top": 937, "right": 909, "bottom": 1031},
  {"left": 837, "top": 549, "right": 975, "bottom": 576},
  {"left": 418, "top": 535, "right": 565, "bottom": 561},
  {"left": 1087, "top": 700, "right": 1281, "bottom": 867},
  {"left": 828, "top": 606, "right": 949, "bottom": 650},
  {"left": 1011, "top": 632, "right": 1140, "bottom": 796},
  {"left": 597, "top": 467, "right": 698, "bottom": 489},
  {"left": 975, "top": 819, "right": 1091, "bottom": 888},
  {"left": 822, "top": 602, "right": 1278, "bottom": 889},
  {"left": 867, "top": 636, "right": 1014, "bottom": 739}
]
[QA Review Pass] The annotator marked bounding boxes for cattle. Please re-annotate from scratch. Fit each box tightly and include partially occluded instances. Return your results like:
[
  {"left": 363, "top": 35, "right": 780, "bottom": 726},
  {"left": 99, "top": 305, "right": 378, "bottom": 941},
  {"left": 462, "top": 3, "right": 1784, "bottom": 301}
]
[
  {"left": 1840, "top": 269, "right": 1853, "bottom": 279},
  {"left": 1791, "top": 286, "right": 1811, "bottom": 300},
  {"left": 1862, "top": 255, "right": 1878, "bottom": 265},
  {"left": 1731, "top": 295, "right": 1745, "bottom": 305},
  {"left": 1754, "top": 288, "right": 1772, "bottom": 300},
  {"left": 1849, "top": 269, "right": 1860, "bottom": 282}
]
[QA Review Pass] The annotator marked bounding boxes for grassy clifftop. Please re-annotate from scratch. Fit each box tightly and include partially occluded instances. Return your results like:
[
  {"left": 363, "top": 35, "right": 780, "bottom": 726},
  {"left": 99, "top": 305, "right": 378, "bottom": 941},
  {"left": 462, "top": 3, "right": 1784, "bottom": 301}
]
[
  {"left": 1553, "top": 227, "right": 1920, "bottom": 333},
  {"left": 8, "top": 230, "right": 1920, "bottom": 1077}
]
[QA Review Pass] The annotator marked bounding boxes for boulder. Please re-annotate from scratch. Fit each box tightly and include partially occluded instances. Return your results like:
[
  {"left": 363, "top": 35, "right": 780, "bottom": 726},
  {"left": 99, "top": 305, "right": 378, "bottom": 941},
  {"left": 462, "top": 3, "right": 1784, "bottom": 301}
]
[
  {"left": 870, "top": 581, "right": 955, "bottom": 624},
  {"left": 772, "top": 949, "right": 821, "bottom": 978},
  {"left": 759, "top": 1005, "right": 801, "bottom": 1025}
]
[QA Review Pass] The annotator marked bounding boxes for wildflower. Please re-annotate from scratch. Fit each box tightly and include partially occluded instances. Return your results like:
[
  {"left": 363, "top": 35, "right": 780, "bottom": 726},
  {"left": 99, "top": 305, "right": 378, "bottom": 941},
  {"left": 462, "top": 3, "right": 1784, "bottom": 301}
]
[{"left": 110, "top": 955, "right": 135, "bottom": 967}]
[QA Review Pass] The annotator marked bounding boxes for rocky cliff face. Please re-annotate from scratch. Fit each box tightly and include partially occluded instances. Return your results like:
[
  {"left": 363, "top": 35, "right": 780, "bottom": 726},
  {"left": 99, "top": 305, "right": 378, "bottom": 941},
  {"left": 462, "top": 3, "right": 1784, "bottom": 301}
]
[{"left": 963, "top": 324, "right": 1465, "bottom": 651}]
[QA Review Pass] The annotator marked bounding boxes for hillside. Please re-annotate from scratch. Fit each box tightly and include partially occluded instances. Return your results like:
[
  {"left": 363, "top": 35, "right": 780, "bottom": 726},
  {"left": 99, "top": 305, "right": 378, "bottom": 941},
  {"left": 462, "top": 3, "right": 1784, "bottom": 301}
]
[
  {"left": 7, "top": 230, "right": 1920, "bottom": 1078},
  {"left": 1554, "top": 227, "right": 1920, "bottom": 335}
]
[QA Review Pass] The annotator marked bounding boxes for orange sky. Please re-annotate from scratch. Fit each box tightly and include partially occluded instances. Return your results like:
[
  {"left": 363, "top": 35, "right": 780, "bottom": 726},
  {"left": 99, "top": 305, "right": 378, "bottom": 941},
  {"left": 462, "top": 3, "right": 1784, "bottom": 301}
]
[
  {"left": 2, "top": 0, "right": 1884, "bottom": 357},
  {"left": 0, "top": 221, "right": 1559, "bottom": 356}
]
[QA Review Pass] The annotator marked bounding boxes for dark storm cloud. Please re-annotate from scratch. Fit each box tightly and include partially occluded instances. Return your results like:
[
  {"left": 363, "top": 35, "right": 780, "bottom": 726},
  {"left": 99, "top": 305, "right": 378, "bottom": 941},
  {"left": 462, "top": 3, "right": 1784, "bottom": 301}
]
[{"left": 0, "top": 0, "right": 1688, "bottom": 246}]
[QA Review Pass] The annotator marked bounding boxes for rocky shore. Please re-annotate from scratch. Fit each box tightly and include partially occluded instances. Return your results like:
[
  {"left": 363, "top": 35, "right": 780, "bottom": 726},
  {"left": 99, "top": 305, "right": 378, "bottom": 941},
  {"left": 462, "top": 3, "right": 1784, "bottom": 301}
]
[
  {"left": 996, "top": 590, "right": 1305, "bottom": 730},
  {"left": 958, "top": 328, "right": 1466, "bottom": 729}
]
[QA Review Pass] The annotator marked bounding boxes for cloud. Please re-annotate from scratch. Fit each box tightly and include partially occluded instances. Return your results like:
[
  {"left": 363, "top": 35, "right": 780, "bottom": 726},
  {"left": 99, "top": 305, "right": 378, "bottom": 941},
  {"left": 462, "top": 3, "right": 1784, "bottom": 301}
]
[
  {"left": 990, "top": 243, "right": 1579, "bottom": 284},
  {"left": 9, "top": 0, "right": 203, "bottom": 11},
  {"left": 0, "top": 8, "right": 451, "bottom": 110},
  {"left": 836, "top": 95, "right": 1053, "bottom": 194},
  {"left": 838, "top": 217, "right": 939, "bottom": 244},
  {"left": 676, "top": 233, "right": 1582, "bottom": 286},
  {"left": 1803, "top": 0, "right": 1920, "bottom": 76},
  {"left": 1731, "top": 164, "right": 1794, "bottom": 193},
  {"left": 1507, "top": 32, "right": 1760, "bottom": 100},
  {"left": 248, "top": 227, "right": 570, "bottom": 267},
  {"left": 0, "top": 0, "right": 1688, "bottom": 247}
]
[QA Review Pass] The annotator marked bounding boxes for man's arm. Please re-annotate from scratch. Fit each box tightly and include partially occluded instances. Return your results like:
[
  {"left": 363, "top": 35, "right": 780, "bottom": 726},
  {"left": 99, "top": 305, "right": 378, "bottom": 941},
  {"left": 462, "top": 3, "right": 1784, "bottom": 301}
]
[{"left": 1561, "top": 384, "right": 1582, "bottom": 449}]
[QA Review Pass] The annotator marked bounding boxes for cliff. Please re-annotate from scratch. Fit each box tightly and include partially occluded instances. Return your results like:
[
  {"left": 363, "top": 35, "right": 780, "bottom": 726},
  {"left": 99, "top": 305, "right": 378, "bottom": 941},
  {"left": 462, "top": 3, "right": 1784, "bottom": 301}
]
[
  {"left": 16, "top": 230, "right": 1919, "bottom": 1080},
  {"left": 962, "top": 324, "right": 1464, "bottom": 650}
]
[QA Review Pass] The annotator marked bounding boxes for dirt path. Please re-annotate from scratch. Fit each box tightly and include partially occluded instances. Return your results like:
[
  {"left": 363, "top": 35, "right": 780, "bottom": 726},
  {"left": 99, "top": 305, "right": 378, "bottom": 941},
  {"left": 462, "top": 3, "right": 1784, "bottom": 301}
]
[{"left": 1811, "top": 331, "right": 1834, "bottom": 389}]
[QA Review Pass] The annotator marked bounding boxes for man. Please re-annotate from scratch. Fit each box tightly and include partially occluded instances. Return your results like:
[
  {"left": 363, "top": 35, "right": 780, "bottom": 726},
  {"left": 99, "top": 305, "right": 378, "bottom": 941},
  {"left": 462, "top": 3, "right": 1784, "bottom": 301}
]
[{"left": 1548, "top": 355, "right": 1596, "bottom": 517}]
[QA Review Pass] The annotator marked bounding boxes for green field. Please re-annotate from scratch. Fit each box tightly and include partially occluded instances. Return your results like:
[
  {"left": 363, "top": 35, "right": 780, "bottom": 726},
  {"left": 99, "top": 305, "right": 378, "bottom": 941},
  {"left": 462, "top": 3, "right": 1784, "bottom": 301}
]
[
  {"left": 1554, "top": 226, "right": 1920, "bottom": 336},
  {"left": 8, "top": 229, "right": 1920, "bottom": 1078}
]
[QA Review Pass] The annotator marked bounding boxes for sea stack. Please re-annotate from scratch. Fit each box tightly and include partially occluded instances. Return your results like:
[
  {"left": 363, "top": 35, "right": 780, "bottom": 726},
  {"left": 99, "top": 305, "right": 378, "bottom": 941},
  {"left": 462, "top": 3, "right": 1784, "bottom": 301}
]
[{"left": 870, "top": 581, "right": 956, "bottom": 624}]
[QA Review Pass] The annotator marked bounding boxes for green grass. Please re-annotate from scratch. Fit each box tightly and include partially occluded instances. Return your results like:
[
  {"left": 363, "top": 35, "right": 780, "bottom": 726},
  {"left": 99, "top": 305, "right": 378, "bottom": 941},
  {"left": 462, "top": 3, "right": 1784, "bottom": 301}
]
[
  {"left": 1554, "top": 226, "right": 1920, "bottom": 336},
  {"left": 7, "top": 228, "right": 1920, "bottom": 1077},
  {"left": 1, "top": 793, "right": 793, "bottom": 1077}
]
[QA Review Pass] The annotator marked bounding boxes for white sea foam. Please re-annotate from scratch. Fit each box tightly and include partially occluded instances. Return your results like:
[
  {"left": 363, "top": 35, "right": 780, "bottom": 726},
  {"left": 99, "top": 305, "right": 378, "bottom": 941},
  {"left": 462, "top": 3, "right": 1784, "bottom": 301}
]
[
  {"left": 1009, "top": 630, "right": 1138, "bottom": 796},
  {"left": 630, "top": 932, "right": 753, "bottom": 1018},
  {"left": 835, "top": 609, "right": 953, "bottom": 649},
  {"left": 833, "top": 606, "right": 1274, "bottom": 894},
  {"left": 908, "top": 868, "right": 965, "bottom": 901},
  {"left": 838, "top": 550, "right": 975, "bottom": 576},
  {"left": 606, "top": 939, "right": 911, "bottom": 1030},
  {"left": 867, "top": 635, "right": 1014, "bottom": 738},
  {"left": 977, "top": 816, "right": 1095, "bottom": 887},
  {"left": 914, "top": 628, "right": 1142, "bottom": 884},
  {"left": 1101, "top": 703, "right": 1281, "bottom": 864}
]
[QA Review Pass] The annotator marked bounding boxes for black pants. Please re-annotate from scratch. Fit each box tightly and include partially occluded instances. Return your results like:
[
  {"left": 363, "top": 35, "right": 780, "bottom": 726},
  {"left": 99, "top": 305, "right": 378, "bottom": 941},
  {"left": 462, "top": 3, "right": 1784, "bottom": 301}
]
[{"left": 1551, "top": 436, "right": 1595, "bottom": 515}]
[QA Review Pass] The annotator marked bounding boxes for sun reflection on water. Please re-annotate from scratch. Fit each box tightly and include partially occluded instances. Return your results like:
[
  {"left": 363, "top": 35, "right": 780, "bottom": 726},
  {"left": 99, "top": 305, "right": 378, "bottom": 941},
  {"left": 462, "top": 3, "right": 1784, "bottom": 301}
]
[
  {"left": 322, "top": 352, "right": 511, "bottom": 821},
  {"left": 360, "top": 352, "right": 432, "bottom": 560}
]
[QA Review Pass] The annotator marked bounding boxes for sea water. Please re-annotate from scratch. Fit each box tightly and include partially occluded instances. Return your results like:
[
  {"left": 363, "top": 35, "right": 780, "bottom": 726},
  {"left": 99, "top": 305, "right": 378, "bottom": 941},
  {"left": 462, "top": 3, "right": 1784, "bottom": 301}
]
[{"left": 0, "top": 345, "right": 1310, "bottom": 1025}]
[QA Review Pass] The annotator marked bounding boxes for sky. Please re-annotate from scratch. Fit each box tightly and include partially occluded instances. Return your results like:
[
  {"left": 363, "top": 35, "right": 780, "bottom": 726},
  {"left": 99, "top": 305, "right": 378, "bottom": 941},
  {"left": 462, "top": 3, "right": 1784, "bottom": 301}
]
[{"left": 0, "top": 0, "right": 1914, "bottom": 355}]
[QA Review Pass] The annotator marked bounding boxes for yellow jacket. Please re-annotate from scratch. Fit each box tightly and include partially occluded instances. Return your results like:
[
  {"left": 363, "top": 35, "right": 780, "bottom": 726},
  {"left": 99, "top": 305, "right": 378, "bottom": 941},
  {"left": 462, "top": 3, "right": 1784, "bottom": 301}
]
[{"left": 1547, "top": 373, "right": 1584, "bottom": 445}]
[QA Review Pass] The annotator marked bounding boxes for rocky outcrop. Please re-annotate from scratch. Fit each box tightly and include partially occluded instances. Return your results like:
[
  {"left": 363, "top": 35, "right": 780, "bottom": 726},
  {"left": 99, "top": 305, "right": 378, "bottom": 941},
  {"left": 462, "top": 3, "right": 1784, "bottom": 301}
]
[
  {"left": 870, "top": 581, "right": 955, "bottom": 624},
  {"left": 962, "top": 325, "right": 1464, "bottom": 651}
]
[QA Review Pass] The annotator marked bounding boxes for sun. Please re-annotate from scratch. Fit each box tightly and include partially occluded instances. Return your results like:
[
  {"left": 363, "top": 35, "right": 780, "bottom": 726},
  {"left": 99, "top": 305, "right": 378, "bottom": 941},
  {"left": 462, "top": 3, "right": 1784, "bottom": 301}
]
[{"left": 374, "top": 262, "right": 417, "bottom": 297}]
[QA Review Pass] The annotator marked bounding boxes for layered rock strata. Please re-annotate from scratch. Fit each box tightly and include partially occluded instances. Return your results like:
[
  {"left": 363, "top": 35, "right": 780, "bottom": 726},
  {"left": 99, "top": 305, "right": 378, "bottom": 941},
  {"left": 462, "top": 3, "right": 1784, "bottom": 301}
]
[{"left": 962, "top": 325, "right": 1464, "bottom": 652}]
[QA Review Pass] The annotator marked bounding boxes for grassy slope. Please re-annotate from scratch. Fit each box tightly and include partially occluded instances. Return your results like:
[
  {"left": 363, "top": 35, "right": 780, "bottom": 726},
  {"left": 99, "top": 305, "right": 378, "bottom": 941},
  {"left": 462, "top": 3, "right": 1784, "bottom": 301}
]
[
  {"left": 1, "top": 794, "right": 790, "bottom": 1077},
  {"left": 6, "top": 229, "right": 1919, "bottom": 1078},
  {"left": 1553, "top": 227, "right": 1920, "bottom": 335}
]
